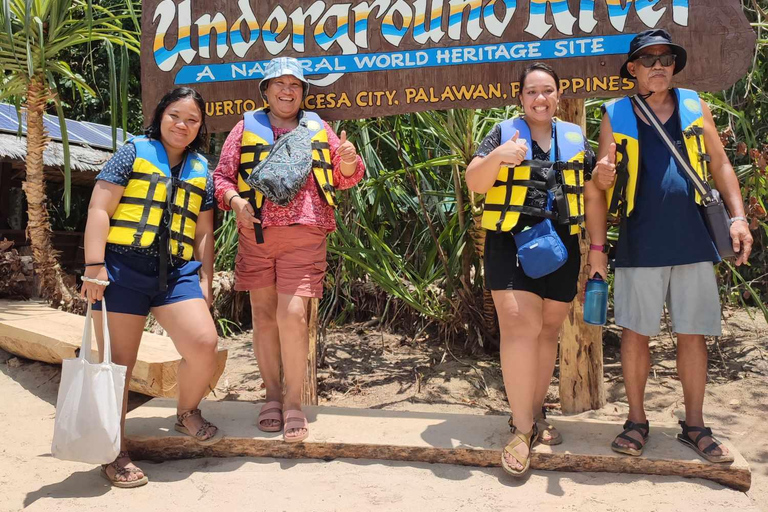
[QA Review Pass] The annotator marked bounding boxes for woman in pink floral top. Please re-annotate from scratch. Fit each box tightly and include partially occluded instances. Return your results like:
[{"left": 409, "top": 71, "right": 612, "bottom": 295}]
[{"left": 214, "top": 57, "right": 364, "bottom": 443}]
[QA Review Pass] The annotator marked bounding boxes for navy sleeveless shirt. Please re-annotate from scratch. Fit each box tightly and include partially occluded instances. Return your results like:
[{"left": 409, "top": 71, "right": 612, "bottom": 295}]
[{"left": 614, "top": 100, "right": 720, "bottom": 268}]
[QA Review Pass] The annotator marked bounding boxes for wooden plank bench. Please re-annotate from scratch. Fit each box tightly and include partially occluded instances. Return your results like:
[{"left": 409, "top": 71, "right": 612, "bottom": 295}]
[{"left": 0, "top": 300, "right": 227, "bottom": 398}]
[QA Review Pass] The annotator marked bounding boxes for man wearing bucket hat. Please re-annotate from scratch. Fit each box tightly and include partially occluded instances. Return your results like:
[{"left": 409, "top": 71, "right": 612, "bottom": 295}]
[
  {"left": 587, "top": 29, "right": 751, "bottom": 462},
  {"left": 214, "top": 57, "right": 364, "bottom": 442}
]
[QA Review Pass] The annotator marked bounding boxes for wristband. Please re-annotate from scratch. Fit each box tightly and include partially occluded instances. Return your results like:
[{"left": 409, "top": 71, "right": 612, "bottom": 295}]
[
  {"left": 228, "top": 193, "right": 241, "bottom": 209},
  {"left": 729, "top": 216, "right": 748, "bottom": 226},
  {"left": 589, "top": 244, "right": 608, "bottom": 254},
  {"left": 81, "top": 276, "right": 110, "bottom": 287},
  {"left": 84, "top": 262, "right": 105, "bottom": 267}
]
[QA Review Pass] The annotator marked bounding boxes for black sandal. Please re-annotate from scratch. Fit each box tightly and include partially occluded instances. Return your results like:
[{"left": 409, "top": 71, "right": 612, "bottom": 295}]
[
  {"left": 677, "top": 420, "right": 735, "bottom": 463},
  {"left": 610, "top": 419, "right": 649, "bottom": 456}
]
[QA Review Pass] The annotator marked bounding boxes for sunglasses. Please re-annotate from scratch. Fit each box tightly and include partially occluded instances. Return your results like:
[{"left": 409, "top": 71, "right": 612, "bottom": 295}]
[{"left": 633, "top": 53, "right": 676, "bottom": 68}]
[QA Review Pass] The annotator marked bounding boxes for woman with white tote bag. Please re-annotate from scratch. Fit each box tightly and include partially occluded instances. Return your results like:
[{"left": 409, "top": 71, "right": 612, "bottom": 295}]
[{"left": 80, "top": 87, "right": 223, "bottom": 488}]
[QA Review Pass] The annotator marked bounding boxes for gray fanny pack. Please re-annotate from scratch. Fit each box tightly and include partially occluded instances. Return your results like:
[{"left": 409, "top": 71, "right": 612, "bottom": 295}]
[{"left": 245, "top": 118, "right": 314, "bottom": 206}]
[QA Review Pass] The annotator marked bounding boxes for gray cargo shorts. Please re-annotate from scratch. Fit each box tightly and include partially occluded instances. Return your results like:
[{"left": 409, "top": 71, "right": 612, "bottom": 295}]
[{"left": 614, "top": 262, "right": 722, "bottom": 337}]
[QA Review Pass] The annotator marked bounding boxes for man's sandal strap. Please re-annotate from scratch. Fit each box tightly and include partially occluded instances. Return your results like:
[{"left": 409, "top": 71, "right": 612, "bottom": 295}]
[
  {"left": 680, "top": 422, "right": 722, "bottom": 454},
  {"left": 616, "top": 432, "right": 644, "bottom": 450}
]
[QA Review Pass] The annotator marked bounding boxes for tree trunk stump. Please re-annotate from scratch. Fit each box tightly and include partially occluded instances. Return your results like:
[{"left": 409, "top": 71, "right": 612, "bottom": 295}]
[{"left": 557, "top": 98, "right": 606, "bottom": 414}]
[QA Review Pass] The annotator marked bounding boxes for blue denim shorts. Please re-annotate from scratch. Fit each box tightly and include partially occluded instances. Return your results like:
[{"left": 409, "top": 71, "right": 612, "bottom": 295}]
[{"left": 93, "top": 249, "right": 204, "bottom": 316}]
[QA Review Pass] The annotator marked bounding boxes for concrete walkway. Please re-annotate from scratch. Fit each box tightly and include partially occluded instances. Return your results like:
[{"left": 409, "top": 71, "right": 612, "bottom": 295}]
[{"left": 1, "top": 360, "right": 761, "bottom": 512}]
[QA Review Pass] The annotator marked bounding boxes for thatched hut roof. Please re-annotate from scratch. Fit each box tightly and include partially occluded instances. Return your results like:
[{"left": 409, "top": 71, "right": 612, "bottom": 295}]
[{"left": 0, "top": 132, "right": 113, "bottom": 172}]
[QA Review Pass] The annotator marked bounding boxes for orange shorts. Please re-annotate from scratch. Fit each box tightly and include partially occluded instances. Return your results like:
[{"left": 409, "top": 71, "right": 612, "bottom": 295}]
[{"left": 234, "top": 225, "right": 328, "bottom": 298}]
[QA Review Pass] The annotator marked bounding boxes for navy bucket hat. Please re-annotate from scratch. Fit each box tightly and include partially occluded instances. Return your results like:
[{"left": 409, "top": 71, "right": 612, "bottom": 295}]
[{"left": 620, "top": 29, "right": 688, "bottom": 79}]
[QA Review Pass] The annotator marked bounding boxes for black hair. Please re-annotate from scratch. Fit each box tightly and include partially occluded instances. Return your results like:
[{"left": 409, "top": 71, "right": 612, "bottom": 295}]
[
  {"left": 518, "top": 62, "right": 561, "bottom": 94},
  {"left": 145, "top": 87, "right": 208, "bottom": 152}
]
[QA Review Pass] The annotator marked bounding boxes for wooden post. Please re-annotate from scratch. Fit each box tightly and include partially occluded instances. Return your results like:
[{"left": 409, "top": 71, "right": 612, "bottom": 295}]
[
  {"left": 557, "top": 98, "right": 606, "bottom": 414},
  {"left": 301, "top": 297, "right": 319, "bottom": 405}
]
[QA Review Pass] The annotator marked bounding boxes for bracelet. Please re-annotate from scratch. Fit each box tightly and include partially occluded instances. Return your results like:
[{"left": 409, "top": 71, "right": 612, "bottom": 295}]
[
  {"left": 84, "top": 262, "right": 105, "bottom": 267},
  {"left": 228, "top": 193, "right": 241, "bottom": 209},
  {"left": 589, "top": 244, "right": 608, "bottom": 254},
  {"left": 341, "top": 156, "right": 357, "bottom": 165},
  {"left": 729, "top": 216, "right": 748, "bottom": 226},
  {"left": 81, "top": 276, "right": 110, "bottom": 287}
]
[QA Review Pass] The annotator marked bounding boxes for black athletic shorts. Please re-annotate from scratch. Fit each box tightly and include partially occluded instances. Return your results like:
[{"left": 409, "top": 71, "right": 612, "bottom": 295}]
[{"left": 484, "top": 225, "right": 581, "bottom": 303}]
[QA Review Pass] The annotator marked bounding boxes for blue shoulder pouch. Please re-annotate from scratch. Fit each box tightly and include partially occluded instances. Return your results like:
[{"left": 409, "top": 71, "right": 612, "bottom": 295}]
[{"left": 513, "top": 193, "right": 568, "bottom": 279}]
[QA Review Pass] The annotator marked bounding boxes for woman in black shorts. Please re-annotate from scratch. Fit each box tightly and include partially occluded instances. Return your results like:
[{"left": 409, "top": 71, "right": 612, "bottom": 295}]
[{"left": 466, "top": 62, "right": 600, "bottom": 477}]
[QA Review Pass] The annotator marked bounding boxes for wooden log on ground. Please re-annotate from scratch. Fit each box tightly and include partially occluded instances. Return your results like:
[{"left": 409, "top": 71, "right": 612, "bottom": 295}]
[
  {"left": 125, "top": 400, "right": 751, "bottom": 491},
  {"left": 558, "top": 98, "right": 606, "bottom": 414},
  {"left": 0, "top": 300, "right": 228, "bottom": 398}
]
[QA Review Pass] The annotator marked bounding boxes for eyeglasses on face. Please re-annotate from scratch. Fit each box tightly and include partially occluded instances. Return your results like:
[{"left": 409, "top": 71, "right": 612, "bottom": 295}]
[{"left": 633, "top": 53, "right": 676, "bottom": 68}]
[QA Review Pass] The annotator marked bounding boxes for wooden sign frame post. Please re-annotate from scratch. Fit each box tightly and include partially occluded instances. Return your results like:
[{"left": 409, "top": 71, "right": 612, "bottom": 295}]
[
  {"left": 142, "top": 0, "right": 755, "bottom": 412},
  {"left": 558, "top": 98, "right": 606, "bottom": 414}
]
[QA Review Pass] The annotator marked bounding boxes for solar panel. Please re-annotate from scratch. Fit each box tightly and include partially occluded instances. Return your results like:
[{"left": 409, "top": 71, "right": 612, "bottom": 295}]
[
  {"left": 0, "top": 102, "right": 132, "bottom": 151},
  {"left": 0, "top": 104, "right": 23, "bottom": 133},
  {"left": 79, "top": 121, "right": 124, "bottom": 147},
  {"left": 82, "top": 122, "right": 132, "bottom": 144},
  {"left": 42, "top": 116, "right": 64, "bottom": 141}
]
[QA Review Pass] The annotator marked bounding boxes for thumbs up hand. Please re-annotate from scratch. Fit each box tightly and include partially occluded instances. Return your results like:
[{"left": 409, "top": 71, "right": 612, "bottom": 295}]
[
  {"left": 592, "top": 142, "right": 617, "bottom": 191},
  {"left": 338, "top": 129, "right": 358, "bottom": 166},
  {"left": 493, "top": 130, "right": 529, "bottom": 168}
]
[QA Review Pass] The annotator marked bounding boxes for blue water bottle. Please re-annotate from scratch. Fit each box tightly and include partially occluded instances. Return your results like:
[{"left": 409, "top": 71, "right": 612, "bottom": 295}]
[{"left": 583, "top": 274, "right": 608, "bottom": 326}]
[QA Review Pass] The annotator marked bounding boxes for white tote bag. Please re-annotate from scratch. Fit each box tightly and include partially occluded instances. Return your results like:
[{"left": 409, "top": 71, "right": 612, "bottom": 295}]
[{"left": 51, "top": 299, "right": 127, "bottom": 464}]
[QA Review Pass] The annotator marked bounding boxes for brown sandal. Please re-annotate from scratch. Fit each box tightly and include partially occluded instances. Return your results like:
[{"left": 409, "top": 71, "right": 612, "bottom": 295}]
[
  {"left": 509, "top": 407, "right": 562, "bottom": 446},
  {"left": 175, "top": 408, "right": 224, "bottom": 446},
  {"left": 101, "top": 451, "right": 148, "bottom": 488},
  {"left": 501, "top": 423, "right": 538, "bottom": 477}
]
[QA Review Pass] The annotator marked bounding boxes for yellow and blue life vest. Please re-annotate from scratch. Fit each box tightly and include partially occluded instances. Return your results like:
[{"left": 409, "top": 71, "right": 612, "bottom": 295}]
[
  {"left": 239, "top": 109, "right": 335, "bottom": 243},
  {"left": 106, "top": 136, "right": 208, "bottom": 261},
  {"left": 604, "top": 88, "right": 709, "bottom": 221},
  {"left": 481, "top": 117, "right": 588, "bottom": 235}
]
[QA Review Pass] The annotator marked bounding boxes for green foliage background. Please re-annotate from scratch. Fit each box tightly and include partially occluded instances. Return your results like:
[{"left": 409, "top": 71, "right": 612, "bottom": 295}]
[{"left": 48, "top": 0, "right": 768, "bottom": 341}]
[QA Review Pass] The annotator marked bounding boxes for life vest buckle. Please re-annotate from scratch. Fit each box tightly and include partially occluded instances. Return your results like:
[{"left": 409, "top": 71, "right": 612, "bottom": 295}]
[{"left": 684, "top": 126, "right": 704, "bottom": 137}]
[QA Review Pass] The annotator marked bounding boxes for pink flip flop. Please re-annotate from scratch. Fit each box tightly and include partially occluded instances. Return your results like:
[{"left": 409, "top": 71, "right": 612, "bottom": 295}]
[
  {"left": 283, "top": 410, "right": 309, "bottom": 443},
  {"left": 257, "top": 401, "right": 283, "bottom": 433}
]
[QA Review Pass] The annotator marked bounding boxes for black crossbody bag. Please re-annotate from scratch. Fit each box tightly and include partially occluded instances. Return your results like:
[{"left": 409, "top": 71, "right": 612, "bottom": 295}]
[{"left": 629, "top": 94, "right": 735, "bottom": 259}]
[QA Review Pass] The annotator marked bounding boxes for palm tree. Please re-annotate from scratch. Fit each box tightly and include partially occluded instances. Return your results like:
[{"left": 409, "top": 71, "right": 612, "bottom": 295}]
[{"left": 0, "top": 0, "right": 139, "bottom": 306}]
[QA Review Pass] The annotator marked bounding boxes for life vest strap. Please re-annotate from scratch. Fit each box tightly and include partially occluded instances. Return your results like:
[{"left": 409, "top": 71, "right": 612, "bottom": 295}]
[
  {"left": 492, "top": 179, "right": 548, "bottom": 191},
  {"left": 109, "top": 219, "right": 162, "bottom": 233},
  {"left": 237, "top": 189, "right": 265, "bottom": 245},
  {"left": 133, "top": 173, "right": 162, "bottom": 247},
  {"left": 312, "top": 159, "right": 333, "bottom": 170},
  {"left": 119, "top": 196, "right": 166, "bottom": 209},
  {"left": 522, "top": 160, "right": 584, "bottom": 172},
  {"left": 483, "top": 204, "right": 557, "bottom": 218},
  {"left": 683, "top": 126, "right": 704, "bottom": 137},
  {"left": 173, "top": 179, "right": 206, "bottom": 198},
  {"left": 311, "top": 141, "right": 330, "bottom": 150},
  {"left": 313, "top": 144, "right": 337, "bottom": 206},
  {"left": 128, "top": 171, "right": 171, "bottom": 184},
  {"left": 170, "top": 204, "right": 198, "bottom": 224},
  {"left": 241, "top": 143, "right": 273, "bottom": 154},
  {"left": 561, "top": 184, "right": 584, "bottom": 194},
  {"left": 608, "top": 140, "right": 631, "bottom": 218}
]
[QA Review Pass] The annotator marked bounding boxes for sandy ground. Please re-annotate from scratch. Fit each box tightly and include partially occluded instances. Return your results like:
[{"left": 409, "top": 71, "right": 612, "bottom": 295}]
[{"left": 1, "top": 308, "right": 767, "bottom": 511}]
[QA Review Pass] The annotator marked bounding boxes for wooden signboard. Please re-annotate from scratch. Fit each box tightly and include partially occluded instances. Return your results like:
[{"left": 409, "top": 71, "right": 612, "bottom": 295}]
[{"left": 141, "top": 0, "right": 755, "bottom": 132}]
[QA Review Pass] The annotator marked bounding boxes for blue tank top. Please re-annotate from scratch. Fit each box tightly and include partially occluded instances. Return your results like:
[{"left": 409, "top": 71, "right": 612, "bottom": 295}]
[{"left": 614, "top": 102, "right": 720, "bottom": 268}]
